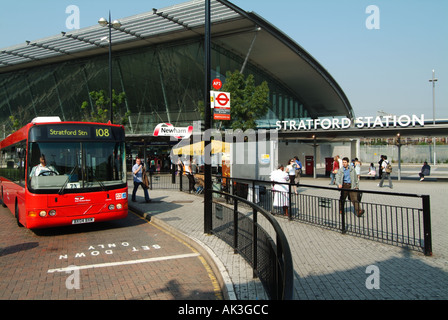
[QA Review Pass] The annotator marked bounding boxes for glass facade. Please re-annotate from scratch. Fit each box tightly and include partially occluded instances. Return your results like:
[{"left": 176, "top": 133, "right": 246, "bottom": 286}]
[{"left": 0, "top": 38, "right": 309, "bottom": 136}]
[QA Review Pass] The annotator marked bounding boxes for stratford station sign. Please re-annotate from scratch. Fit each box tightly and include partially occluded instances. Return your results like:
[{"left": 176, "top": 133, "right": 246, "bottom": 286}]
[{"left": 275, "top": 114, "right": 425, "bottom": 131}]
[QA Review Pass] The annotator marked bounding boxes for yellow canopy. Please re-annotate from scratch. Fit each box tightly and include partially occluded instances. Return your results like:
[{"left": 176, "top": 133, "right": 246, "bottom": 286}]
[{"left": 172, "top": 140, "right": 229, "bottom": 156}]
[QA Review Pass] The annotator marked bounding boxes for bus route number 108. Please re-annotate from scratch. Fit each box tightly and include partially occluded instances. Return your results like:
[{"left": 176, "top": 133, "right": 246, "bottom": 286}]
[{"left": 95, "top": 128, "right": 110, "bottom": 138}]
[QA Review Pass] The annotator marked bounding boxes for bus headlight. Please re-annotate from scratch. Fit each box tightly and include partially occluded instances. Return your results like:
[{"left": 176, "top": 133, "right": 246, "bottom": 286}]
[
  {"left": 108, "top": 204, "right": 115, "bottom": 210},
  {"left": 116, "top": 203, "right": 122, "bottom": 210},
  {"left": 49, "top": 210, "right": 56, "bottom": 216},
  {"left": 39, "top": 211, "right": 47, "bottom": 217}
]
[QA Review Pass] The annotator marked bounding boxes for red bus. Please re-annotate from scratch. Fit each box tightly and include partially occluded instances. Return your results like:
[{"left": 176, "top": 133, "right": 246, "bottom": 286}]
[{"left": 0, "top": 117, "right": 128, "bottom": 229}]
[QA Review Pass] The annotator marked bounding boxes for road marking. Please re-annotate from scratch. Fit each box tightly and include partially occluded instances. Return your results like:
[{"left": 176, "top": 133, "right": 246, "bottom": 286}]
[
  {"left": 132, "top": 211, "right": 223, "bottom": 300},
  {"left": 47, "top": 252, "right": 200, "bottom": 273}
]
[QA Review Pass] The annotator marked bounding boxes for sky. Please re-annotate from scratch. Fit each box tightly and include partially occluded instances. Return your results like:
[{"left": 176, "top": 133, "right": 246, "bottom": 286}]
[{"left": 1, "top": 0, "right": 447, "bottom": 119}]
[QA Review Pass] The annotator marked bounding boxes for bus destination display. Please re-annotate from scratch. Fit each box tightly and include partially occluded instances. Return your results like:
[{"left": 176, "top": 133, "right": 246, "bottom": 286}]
[{"left": 46, "top": 126, "right": 113, "bottom": 139}]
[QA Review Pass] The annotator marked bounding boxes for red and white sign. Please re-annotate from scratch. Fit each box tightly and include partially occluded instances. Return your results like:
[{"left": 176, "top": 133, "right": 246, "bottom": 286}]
[
  {"left": 210, "top": 91, "right": 231, "bottom": 120},
  {"left": 210, "top": 91, "right": 230, "bottom": 108},
  {"left": 153, "top": 123, "right": 193, "bottom": 139},
  {"left": 212, "top": 78, "right": 222, "bottom": 90},
  {"left": 214, "top": 108, "right": 231, "bottom": 120}
]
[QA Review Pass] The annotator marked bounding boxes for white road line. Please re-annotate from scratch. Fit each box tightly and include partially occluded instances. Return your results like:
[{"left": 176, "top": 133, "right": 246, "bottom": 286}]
[{"left": 47, "top": 252, "right": 200, "bottom": 273}]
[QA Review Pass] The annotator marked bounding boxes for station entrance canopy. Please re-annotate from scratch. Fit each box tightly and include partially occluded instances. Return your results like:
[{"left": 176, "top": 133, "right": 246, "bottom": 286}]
[{"left": 0, "top": 0, "right": 353, "bottom": 134}]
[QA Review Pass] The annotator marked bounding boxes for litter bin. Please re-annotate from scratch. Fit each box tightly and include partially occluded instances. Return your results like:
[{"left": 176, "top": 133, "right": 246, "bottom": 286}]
[
  {"left": 305, "top": 156, "right": 314, "bottom": 176},
  {"left": 325, "top": 157, "right": 333, "bottom": 176}
]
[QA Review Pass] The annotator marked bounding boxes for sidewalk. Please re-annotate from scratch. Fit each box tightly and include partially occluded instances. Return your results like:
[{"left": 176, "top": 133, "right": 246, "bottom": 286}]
[
  {"left": 128, "top": 184, "right": 266, "bottom": 300},
  {"left": 128, "top": 178, "right": 448, "bottom": 300}
]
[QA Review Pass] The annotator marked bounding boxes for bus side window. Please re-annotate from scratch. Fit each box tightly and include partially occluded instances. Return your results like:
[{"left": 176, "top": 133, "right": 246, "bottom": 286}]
[
  {"left": 17, "top": 143, "right": 26, "bottom": 185},
  {"left": 1, "top": 140, "right": 26, "bottom": 185}
]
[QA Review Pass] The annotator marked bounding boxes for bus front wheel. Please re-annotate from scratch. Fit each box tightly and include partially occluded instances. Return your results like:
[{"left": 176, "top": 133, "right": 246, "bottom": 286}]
[
  {"left": 15, "top": 202, "right": 23, "bottom": 228},
  {"left": 1, "top": 189, "right": 6, "bottom": 208}
]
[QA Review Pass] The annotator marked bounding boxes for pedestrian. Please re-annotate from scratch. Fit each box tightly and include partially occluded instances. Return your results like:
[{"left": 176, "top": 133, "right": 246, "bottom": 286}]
[
  {"left": 286, "top": 158, "right": 298, "bottom": 194},
  {"left": 148, "top": 157, "right": 155, "bottom": 175},
  {"left": 367, "top": 163, "right": 376, "bottom": 179},
  {"left": 329, "top": 155, "right": 339, "bottom": 185},
  {"left": 183, "top": 156, "right": 196, "bottom": 193},
  {"left": 378, "top": 155, "right": 393, "bottom": 188},
  {"left": 378, "top": 155, "right": 384, "bottom": 179},
  {"left": 419, "top": 161, "right": 431, "bottom": 181},
  {"left": 270, "top": 164, "right": 290, "bottom": 216},
  {"left": 132, "top": 157, "right": 151, "bottom": 203},
  {"left": 335, "top": 157, "right": 364, "bottom": 217},
  {"left": 354, "top": 158, "right": 362, "bottom": 181},
  {"left": 337, "top": 155, "right": 343, "bottom": 171},
  {"left": 294, "top": 156, "right": 302, "bottom": 183}
]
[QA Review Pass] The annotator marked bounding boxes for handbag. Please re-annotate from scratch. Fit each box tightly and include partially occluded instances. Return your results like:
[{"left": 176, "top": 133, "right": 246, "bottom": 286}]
[
  {"left": 142, "top": 169, "right": 149, "bottom": 189},
  {"left": 348, "top": 190, "right": 362, "bottom": 202}
]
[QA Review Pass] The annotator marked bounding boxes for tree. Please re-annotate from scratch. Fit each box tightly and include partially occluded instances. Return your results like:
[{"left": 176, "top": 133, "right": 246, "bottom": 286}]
[
  {"left": 8, "top": 106, "right": 32, "bottom": 134},
  {"left": 222, "top": 70, "right": 270, "bottom": 130},
  {"left": 199, "top": 70, "right": 270, "bottom": 130},
  {"left": 9, "top": 116, "right": 21, "bottom": 131},
  {"left": 81, "top": 89, "right": 130, "bottom": 125}
]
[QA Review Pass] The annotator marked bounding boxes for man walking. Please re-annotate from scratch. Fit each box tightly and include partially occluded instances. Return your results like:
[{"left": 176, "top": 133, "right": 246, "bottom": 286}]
[
  {"left": 132, "top": 157, "right": 151, "bottom": 203},
  {"left": 335, "top": 157, "right": 364, "bottom": 217},
  {"left": 378, "top": 155, "right": 393, "bottom": 189}
]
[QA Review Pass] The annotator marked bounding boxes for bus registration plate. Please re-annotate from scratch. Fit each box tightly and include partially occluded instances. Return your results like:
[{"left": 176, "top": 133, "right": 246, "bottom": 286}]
[{"left": 72, "top": 218, "right": 95, "bottom": 225}]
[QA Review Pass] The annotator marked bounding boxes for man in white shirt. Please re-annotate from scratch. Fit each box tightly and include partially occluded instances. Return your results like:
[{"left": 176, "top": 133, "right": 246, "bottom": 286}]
[
  {"left": 132, "top": 158, "right": 151, "bottom": 203},
  {"left": 378, "top": 155, "right": 393, "bottom": 189},
  {"left": 30, "top": 155, "right": 58, "bottom": 177},
  {"left": 182, "top": 157, "right": 196, "bottom": 193},
  {"left": 270, "top": 164, "right": 290, "bottom": 216}
]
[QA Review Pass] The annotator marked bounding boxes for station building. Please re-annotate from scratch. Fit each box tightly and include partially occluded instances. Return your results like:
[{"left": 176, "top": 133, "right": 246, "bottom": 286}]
[{"left": 1, "top": 0, "right": 445, "bottom": 172}]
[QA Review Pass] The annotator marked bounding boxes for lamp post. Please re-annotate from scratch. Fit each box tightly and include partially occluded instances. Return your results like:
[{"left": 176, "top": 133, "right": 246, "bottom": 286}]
[
  {"left": 98, "top": 12, "right": 122, "bottom": 124},
  {"left": 204, "top": 0, "right": 212, "bottom": 234},
  {"left": 396, "top": 133, "right": 402, "bottom": 181},
  {"left": 428, "top": 69, "right": 438, "bottom": 166}
]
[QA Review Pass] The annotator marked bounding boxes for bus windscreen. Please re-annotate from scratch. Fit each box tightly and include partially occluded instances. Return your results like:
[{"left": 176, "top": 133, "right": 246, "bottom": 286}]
[{"left": 27, "top": 141, "right": 126, "bottom": 193}]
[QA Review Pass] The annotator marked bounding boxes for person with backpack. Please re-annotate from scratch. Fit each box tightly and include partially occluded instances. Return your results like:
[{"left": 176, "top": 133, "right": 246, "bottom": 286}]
[
  {"left": 378, "top": 155, "right": 393, "bottom": 189},
  {"left": 378, "top": 155, "right": 384, "bottom": 179}
]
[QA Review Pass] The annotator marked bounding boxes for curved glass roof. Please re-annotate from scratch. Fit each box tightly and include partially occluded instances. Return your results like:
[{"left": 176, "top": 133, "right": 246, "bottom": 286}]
[{"left": 0, "top": 0, "right": 353, "bottom": 120}]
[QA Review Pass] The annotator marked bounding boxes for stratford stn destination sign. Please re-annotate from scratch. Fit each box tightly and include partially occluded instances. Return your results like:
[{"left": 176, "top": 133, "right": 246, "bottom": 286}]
[{"left": 275, "top": 114, "right": 425, "bottom": 131}]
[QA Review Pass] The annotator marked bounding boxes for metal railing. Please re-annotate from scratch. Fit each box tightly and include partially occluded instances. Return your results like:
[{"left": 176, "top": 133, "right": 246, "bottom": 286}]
[
  {"left": 139, "top": 172, "right": 294, "bottom": 299},
  {"left": 145, "top": 172, "right": 179, "bottom": 190},
  {"left": 220, "top": 176, "right": 432, "bottom": 256},
  {"left": 140, "top": 172, "right": 432, "bottom": 256},
  {"left": 211, "top": 190, "right": 294, "bottom": 300},
  {"left": 144, "top": 172, "right": 198, "bottom": 193}
]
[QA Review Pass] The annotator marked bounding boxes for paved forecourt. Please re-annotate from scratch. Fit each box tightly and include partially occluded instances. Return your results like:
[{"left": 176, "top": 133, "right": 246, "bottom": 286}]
[
  {"left": 0, "top": 204, "right": 223, "bottom": 300},
  {"left": 129, "top": 176, "right": 448, "bottom": 300}
]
